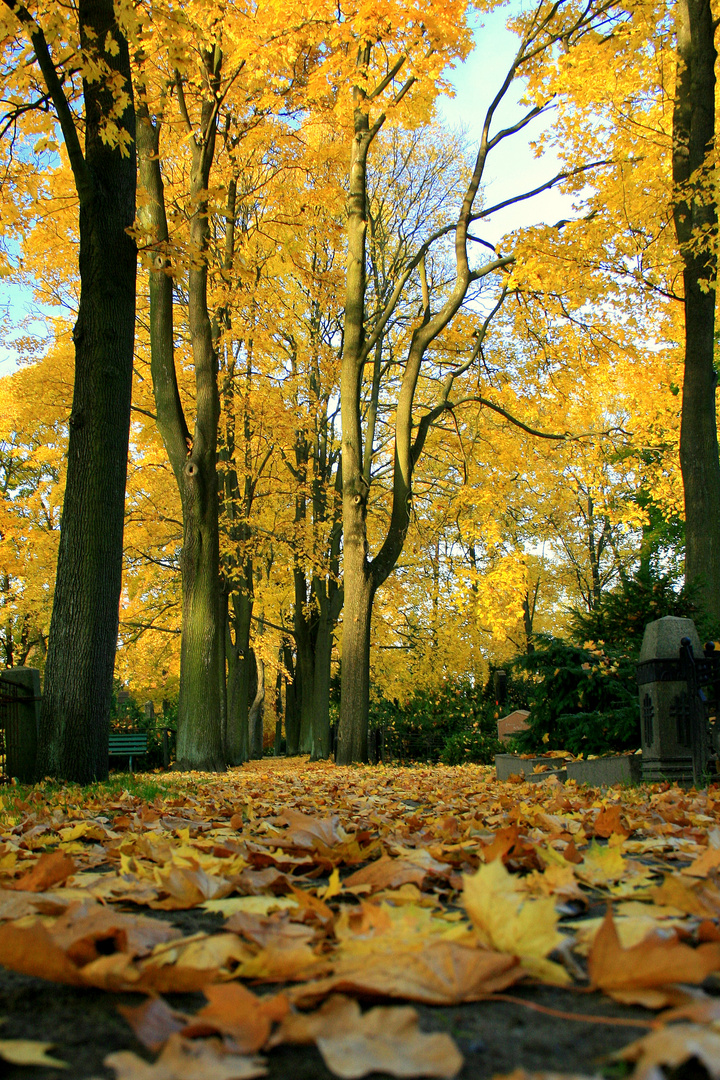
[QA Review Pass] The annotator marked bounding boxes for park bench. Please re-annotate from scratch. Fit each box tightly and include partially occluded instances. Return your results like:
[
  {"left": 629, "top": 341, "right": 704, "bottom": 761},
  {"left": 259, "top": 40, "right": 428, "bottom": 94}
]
[{"left": 108, "top": 732, "right": 147, "bottom": 772}]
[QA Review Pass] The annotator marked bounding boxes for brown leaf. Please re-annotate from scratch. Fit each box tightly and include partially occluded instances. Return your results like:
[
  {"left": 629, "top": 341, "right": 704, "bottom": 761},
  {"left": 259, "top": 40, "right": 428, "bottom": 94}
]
[
  {"left": 49, "top": 900, "right": 180, "bottom": 964},
  {"left": 683, "top": 846, "right": 720, "bottom": 878},
  {"left": 343, "top": 856, "right": 427, "bottom": 893},
  {"left": 562, "top": 840, "right": 583, "bottom": 865},
  {"left": 182, "top": 984, "right": 288, "bottom": 1052},
  {"left": 317, "top": 1001, "right": 463, "bottom": 1079},
  {"left": 0, "top": 918, "right": 220, "bottom": 993},
  {"left": 615, "top": 1023, "right": 720, "bottom": 1080},
  {"left": 588, "top": 907, "right": 720, "bottom": 1003},
  {"left": 592, "top": 805, "right": 630, "bottom": 839},
  {"left": 648, "top": 874, "right": 717, "bottom": 918},
  {"left": 271, "top": 994, "right": 463, "bottom": 1078},
  {"left": 223, "top": 909, "right": 316, "bottom": 949},
  {"left": 268, "top": 994, "right": 360, "bottom": 1047},
  {"left": 118, "top": 997, "right": 189, "bottom": 1052},
  {"left": 104, "top": 1033, "right": 267, "bottom": 1079},
  {"left": 290, "top": 940, "right": 523, "bottom": 1006},
  {"left": 11, "top": 851, "right": 76, "bottom": 892},
  {"left": 150, "top": 866, "right": 234, "bottom": 910}
]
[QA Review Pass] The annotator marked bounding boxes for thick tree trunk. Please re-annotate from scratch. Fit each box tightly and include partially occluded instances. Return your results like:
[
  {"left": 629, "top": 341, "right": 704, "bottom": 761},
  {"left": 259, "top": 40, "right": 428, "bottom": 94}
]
[
  {"left": 673, "top": 0, "right": 720, "bottom": 624},
  {"left": 36, "top": 0, "right": 136, "bottom": 782},
  {"left": 137, "top": 55, "right": 225, "bottom": 770},
  {"left": 337, "top": 526, "right": 374, "bottom": 764},
  {"left": 175, "top": 458, "right": 224, "bottom": 770}
]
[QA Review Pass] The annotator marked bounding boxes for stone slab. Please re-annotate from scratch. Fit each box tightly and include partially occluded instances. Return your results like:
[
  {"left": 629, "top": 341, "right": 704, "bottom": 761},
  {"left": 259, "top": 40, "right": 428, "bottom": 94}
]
[
  {"left": 495, "top": 754, "right": 569, "bottom": 782},
  {"left": 565, "top": 755, "right": 642, "bottom": 787}
]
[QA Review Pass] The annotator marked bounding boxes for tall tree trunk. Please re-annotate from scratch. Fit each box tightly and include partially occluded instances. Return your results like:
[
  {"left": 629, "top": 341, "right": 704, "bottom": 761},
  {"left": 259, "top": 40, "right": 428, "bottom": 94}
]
[
  {"left": 225, "top": 574, "right": 253, "bottom": 763},
  {"left": 284, "top": 642, "right": 300, "bottom": 755},
  {"left": 294, "top": 571, "right": 316, "bottom": 754},
  {"left": 248, "top": 649, "right": 265, "bottom": 758},
  {"left": 311, "top": 608, "right": 335, "bottom": 759},
  {"left": 136, "top": 57, "right": 225, "bottom": 770},
  {"left": 337, "top": 537, "right": 374, "bottom": 764},
  {"left": 673, "top": 0, "right": 720, "bottom": 624},
  {"left": 33, "top": 0, "right": 136, "bottom": 781},
  {"left": 337, "top": 80, "right": 374, "bottom": 766}
]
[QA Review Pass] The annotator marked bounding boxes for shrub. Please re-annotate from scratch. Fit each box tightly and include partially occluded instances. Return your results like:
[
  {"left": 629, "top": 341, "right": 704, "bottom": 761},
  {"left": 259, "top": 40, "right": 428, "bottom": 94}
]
[
  {"left": 511, "top": 636, "right": 638, "bottom": 757},
  {"left": 370, "top": 680, "right": 503, "bottom": 764},
  {"left": 440, "top": 727, "right": 503, "bottom": 765}
]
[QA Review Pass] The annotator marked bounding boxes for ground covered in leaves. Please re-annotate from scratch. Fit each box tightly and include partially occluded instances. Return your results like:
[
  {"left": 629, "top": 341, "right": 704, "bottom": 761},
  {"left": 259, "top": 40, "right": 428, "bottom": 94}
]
[{"left": 1, "top": 759, "right": 720, "bottom": 1079}]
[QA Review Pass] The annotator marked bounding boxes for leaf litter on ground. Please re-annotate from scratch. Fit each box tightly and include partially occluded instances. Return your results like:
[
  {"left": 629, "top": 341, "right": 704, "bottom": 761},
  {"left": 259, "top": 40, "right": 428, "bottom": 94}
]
[{"left": 2, "top": 759, "right": 720, "bottom": 1077}]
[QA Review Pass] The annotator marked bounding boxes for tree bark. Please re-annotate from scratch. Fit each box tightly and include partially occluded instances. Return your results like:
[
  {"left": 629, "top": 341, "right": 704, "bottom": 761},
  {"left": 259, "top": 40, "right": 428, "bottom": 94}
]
[
  {"left": 248, "top": 649, "right": 265, "bottom": 758},
  {"left": 33, "top": 0, "right": 136, "bottom": 782},
  {"left": 673, "top": 0, "right": 720, "bottom": 624},
  {"left": 283, "top": 642, "right": 300, "bottom": 755},
  {"left": 225, "top": 581, "right": 252, "bottom": 764},
  {"left": 136, "top": 53, "right": 225, "bottom": 771}
]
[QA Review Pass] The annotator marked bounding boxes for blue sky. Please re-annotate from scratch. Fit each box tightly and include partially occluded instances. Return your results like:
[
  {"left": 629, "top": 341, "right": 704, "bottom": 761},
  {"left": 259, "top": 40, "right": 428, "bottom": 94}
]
[{"left": 438, "top": 4, "right": 572, "bottom": 242}]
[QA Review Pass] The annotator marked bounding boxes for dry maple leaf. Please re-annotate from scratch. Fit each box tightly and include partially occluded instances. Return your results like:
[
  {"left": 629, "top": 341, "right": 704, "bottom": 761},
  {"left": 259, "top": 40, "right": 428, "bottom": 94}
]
[
  {"left": 0, "top": 917, "right": 220, "bottom": 993},
  {"left": 270, "top": 993, "right": 462, "bottom": 1078},
  {"left": 10, "top": 850, "right": 76, "bottom": 892},
  {"left": 587, "top": 907, "right": 720, "bottom": 1006},
  {"left": 615, "top": 1023, "right": 720, "bottom": 1080},
  {"left": 343, "top": 855, "right": 428, "bottom": 893},
  {"left": 103, "top": 1033, "right": 267, "bottom": 1080},
  {"left": 118, "top": 997, "right": 189, "bottom": 1053},
  {"left": 290, "top": 939, "right": 522, "bottom": 1006},
  {"left": 181, "top": 984, "right": 288, "bottom": 1051},
  {"left": 592, "top": 805, "right": 630, "bottom": 839},
  {"left": 318, "top": 1002, "right": 462, "bottom": 1079},
  {"left": 463, "top": 858, "right": 569, "bottom": 984}
]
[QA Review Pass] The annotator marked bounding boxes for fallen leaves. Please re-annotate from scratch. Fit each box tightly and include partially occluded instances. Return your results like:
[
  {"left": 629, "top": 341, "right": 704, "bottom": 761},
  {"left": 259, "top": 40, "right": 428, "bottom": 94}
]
[
  {"left": 587, "top": 907, "right": 720, "bottom": 1005},
  {"left": 3, "top": 759, "right": 720, "bottom": 1079}
]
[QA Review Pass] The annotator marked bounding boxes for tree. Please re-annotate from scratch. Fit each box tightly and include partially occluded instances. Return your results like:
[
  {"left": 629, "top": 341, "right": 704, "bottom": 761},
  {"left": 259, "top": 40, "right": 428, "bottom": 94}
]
[
  {"left": 335, "top": 0, "right": 619, "bottom": 763},
  {"left": 1, "top": 0, "right": 137, "bottom": 781},
  {"left": 513, "top": 0, "right": 720, "bottom": 624},
  {"left": 672, "top": 0, "right": 720, "bottom": 623}
]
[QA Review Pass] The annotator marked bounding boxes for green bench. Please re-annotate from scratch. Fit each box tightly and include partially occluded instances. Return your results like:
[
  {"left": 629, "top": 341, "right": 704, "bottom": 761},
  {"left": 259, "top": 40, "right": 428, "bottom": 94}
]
[{"left": 108, "top": 733, "right": 148, "bottom": 771}]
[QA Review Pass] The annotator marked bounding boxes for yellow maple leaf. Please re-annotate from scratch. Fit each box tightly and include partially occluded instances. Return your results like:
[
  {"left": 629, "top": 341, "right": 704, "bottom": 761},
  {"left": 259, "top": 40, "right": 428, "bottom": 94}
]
[{"left": 462, "top": 858, "right": 569, "bottom": 984}]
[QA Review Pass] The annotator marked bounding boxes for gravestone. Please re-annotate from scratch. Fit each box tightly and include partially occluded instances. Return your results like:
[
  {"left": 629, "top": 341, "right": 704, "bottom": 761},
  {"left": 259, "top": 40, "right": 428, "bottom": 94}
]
[
  {"left": 0, "top": 667, "right": 40, "bottom": 782},
  {"left": 496, "top": 709, "right": 530, "bottom": 743},
  {"left": 637, "top": 616, "right": 703, "bottom": 783}
]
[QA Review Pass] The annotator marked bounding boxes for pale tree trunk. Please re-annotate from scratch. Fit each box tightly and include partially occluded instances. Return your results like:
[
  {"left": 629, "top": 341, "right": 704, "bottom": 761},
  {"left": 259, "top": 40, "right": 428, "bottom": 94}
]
[
  {"left": 248, "top": 649, "right": 265, "bottom": 758},
  {"left": 336, "top": 37, "right": 516, "bottom": 762},
  {"left": 673, "top": 0, "right": 720, "bottom": 624},
  {"left": 283, "top": 642, "right": 300, "bottom": 755},
  {"left": 12, "top": 0, "right": 138, "bottom": 782}
]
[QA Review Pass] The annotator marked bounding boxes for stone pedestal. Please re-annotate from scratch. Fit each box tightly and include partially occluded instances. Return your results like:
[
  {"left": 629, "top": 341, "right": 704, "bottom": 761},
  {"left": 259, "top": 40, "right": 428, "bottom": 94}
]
[{"left": 637, "top": 616, "right": 702, "bottom": 783}]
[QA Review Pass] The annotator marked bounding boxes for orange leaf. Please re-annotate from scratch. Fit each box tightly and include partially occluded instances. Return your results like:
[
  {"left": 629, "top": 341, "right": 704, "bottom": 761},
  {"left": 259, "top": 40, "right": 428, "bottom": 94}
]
[
  {"left": 291, "top": 940, "right": 522, "bottom": 1006},
  {"left": 11, "top": 851, "right": 76, "bottom": 892},
  {"left": 182, "top": 984, "right": 288, "bottom": 1052},
  {"left": 592, "top": 805, "right": 629, "bottom": 839},
  {"left": 588, "top": 908, "right": 720, "bottom": 1002}
]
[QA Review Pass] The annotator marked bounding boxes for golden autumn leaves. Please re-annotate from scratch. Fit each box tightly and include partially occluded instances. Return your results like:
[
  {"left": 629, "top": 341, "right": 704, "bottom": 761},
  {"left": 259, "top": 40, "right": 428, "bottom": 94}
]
[{"left": 2, "top": 760, "right": 720, "bottom": 1077}]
